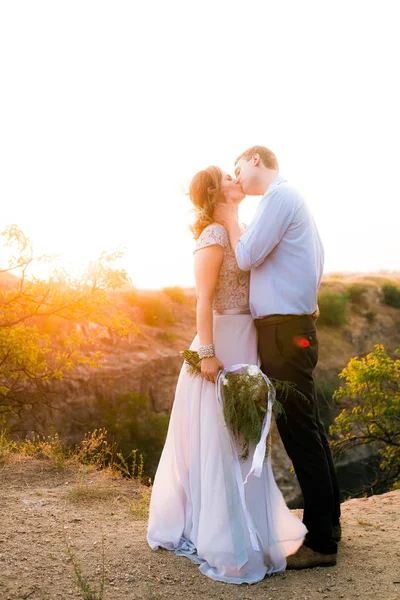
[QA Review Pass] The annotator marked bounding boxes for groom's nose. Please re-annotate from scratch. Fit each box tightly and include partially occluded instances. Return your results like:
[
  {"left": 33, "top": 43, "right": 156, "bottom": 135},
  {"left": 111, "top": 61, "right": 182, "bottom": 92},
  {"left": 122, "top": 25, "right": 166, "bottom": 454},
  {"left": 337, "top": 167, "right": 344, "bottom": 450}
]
[{"left": 235, "top": 178, "right": 243, "bottom": 190}]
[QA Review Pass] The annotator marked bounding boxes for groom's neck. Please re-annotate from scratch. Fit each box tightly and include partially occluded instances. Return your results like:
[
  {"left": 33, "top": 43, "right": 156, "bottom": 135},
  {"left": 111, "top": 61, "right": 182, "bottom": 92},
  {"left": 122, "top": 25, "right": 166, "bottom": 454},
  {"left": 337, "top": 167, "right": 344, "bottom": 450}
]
[{"left": 259, "top": 169, "right": 279, "bottom": 195}]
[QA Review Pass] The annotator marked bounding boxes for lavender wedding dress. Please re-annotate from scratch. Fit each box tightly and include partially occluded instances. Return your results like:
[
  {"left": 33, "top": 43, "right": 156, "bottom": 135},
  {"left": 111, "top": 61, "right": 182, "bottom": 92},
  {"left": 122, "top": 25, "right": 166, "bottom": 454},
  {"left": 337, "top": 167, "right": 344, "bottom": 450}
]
[{"left": 146, "top": 224, "right": 306, "bottom": 584}]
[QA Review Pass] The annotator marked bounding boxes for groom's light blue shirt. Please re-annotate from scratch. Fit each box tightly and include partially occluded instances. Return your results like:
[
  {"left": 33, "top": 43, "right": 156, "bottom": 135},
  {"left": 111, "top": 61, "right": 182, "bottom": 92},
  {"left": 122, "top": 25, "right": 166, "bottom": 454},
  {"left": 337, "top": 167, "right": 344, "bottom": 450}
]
[{"left": 235, "top": 174, "right": 324, "bottom": 319}]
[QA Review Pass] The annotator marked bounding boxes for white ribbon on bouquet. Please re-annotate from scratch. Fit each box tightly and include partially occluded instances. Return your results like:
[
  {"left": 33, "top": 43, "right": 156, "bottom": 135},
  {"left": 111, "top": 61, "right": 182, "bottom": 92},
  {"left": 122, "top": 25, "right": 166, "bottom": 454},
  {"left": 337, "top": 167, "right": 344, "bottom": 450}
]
[{"left": 215, "top": 364, "right": 276, "bottom": 570}]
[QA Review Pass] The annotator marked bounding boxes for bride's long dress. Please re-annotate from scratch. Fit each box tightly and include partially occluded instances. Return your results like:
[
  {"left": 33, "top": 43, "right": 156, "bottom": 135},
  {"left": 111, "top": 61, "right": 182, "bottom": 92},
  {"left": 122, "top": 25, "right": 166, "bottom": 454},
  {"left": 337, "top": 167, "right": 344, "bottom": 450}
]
[{"left": 146, "top": 224, "right": 306, "bottom": 584}]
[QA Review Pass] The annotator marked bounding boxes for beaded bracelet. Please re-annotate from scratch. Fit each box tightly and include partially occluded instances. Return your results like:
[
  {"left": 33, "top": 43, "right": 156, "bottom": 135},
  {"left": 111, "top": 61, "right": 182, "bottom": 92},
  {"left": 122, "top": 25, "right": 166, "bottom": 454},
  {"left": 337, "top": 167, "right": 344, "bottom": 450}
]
[{"left": 198, "top": 344, "right": 215, "bottom": 359}]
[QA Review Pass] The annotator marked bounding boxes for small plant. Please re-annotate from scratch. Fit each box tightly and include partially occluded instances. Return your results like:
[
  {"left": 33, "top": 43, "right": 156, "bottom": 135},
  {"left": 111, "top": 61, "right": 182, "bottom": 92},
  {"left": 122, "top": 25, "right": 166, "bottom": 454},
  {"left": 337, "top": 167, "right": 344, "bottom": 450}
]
[
  {"left": 17, "top": 431, "right": 70, "bottom": 468},
  {"left": 163, "top": 286, "right": 185, "bottom": 304},
  {"left": 72, "top": 429, "right": 150, "bottom": 482},
  {"left": 130, "top": 448, "right": 145, "bottom": 481},
  {"left": 357, "top": 519, "right": 381, "bottom": 529},
  {"left": 381, "top": 283, "right": 400, "bottom": 308},
  {"left": 72, "top": 428, "right": 110, "bottom": 468},
  {"left": 364, "top": 310, "right": 377, "bottom": 324},
  {"left": 123, "top": 287, "right": 139, "bottom": 306},
  {"left": 156, "top": 331, "right": 176, "bottom": 344},
  {"left": 0, "top": 427, "right": 18, "bottom": 463},
  {"left": 146, "top": 584, "right": 161, "bottom": 599},
  {"left": 345, "top": 284, "right": 368, "bottom": 308},
  {"left": 317, "top": 291, "right": 348, "bottom": 326},
  {"left": 138, "top": 296, "right": 175, "bottom": 326},
  {"left": 64, "top": 527, "right": 105, "bottom": 599},
  {"left": 2, "top": 425, "right": 151, "bottom": 487},
  {"left": 128, "top": 449, "right": 152, "bottom": 519},
  {"left": 130, "top": 483, "right": 152, "bottom": 520},
  {"left": 76, "top": 464, "right": 90, "bottom": 493}
]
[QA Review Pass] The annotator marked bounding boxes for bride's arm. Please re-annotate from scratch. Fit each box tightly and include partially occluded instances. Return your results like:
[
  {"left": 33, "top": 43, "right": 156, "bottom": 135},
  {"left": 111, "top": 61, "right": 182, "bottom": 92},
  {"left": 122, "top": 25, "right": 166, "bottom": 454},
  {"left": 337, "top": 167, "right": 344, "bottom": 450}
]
[{"left": 194, "top": 244, "right": 224, "bottom": 383}]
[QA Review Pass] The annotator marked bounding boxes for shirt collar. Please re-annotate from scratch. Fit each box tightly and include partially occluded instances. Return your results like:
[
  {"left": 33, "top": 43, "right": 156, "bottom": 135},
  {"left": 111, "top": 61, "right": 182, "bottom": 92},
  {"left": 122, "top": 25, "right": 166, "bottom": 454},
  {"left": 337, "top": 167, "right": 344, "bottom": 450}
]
[{"left": 267, "top": 173, "right": 287, "bottom": 192}]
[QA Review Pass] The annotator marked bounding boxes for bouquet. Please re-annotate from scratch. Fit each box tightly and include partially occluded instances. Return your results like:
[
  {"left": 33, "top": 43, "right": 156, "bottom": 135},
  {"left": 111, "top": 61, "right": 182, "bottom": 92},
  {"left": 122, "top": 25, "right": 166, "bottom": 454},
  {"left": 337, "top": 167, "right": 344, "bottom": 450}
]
[{"left": 180, "top": 349, "right": 301, "bottom": 461}]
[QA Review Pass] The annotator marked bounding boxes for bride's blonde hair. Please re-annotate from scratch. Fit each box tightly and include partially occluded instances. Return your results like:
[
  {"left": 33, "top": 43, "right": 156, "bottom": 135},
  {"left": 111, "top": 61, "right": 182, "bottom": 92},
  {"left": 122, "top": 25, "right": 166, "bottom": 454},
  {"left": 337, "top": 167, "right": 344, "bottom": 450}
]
[{"left": 189, "top": 166, "right": 223, "bottom": 240}]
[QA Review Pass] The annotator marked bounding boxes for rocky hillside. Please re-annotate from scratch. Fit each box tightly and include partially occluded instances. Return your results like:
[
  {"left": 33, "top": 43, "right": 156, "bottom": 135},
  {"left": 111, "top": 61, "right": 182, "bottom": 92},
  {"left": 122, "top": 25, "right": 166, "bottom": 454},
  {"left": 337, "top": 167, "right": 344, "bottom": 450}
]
[
  {"left": 2, "top": 272, "right": 400, "bottom": 504},
  {"left": 9, "top": 272, "right": 400, "bottom": 425}
]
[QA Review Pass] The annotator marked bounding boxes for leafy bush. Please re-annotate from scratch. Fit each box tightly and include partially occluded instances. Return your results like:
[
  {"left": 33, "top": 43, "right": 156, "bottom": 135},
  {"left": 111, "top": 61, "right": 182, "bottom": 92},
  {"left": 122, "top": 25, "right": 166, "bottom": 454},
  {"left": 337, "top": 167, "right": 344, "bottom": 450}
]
[
  {"left": 364, "top": 310, "right": 377, "bottom": 324},
  {"left": 317, "top": 291, "right": 348, "bottom": 326},
  {"left": 330, "top": 345, "right": 400, "bottom": 490},
  {"left": 381, "top": 283, "right": 400, "bottom": 309},
  {"left": 345, "top": 284, "right": 368, "bottom": 308},
  {"left": 0, "top": 225, "right": 133, "bottom": 419},
  {"left": 156, "top": 331, "right": 176, "bottom": 344},
  {"left": 123, "top": 287, "right": 139, "bottom": 306},
  {"left": 138, "top": 296, "right": 175, "bottom": 326},
  {"left": 95, "top": 392, "right": 170, "bottom": 479},
  {"left": 163, "top": 286, "right": 185, "bottom": 304}
]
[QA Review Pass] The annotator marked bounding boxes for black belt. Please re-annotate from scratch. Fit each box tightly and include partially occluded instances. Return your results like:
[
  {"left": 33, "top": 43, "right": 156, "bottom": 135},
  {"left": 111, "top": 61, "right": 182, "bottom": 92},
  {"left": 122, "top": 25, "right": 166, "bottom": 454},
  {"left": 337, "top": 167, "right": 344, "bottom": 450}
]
[{"left": 255, "top": 313, "right": 313, "bottom": 326}]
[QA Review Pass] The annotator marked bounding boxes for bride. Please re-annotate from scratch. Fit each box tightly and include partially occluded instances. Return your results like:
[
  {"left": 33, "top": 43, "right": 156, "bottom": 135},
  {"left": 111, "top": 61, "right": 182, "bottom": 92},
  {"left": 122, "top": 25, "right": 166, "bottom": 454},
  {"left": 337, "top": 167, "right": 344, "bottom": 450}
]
[{"left": 146, "top": 166, "right": 306, "bottom": 584}]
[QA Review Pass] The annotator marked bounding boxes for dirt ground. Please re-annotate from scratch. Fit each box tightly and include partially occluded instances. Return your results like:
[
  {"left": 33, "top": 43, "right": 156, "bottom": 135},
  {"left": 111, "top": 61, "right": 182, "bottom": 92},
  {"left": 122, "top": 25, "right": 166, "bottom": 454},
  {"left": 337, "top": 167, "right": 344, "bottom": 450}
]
[{"left": 0, "top": 454, "right": 399, "bottom": 600}]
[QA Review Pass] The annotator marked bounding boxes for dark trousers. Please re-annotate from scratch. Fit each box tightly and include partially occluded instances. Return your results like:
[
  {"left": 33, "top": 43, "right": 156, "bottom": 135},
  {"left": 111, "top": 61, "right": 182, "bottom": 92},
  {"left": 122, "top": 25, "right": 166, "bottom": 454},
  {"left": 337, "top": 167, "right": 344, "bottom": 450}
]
[{"left": 255, "top": 314, "right": 341, "bottom": 555}]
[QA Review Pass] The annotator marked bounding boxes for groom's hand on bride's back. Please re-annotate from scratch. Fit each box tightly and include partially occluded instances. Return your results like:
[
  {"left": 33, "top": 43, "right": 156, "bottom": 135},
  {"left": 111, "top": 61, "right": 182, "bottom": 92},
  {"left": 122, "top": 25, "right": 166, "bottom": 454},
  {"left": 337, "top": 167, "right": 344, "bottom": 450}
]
[{"left": 201, "top": 356, "right": 224, "bottom": 384}]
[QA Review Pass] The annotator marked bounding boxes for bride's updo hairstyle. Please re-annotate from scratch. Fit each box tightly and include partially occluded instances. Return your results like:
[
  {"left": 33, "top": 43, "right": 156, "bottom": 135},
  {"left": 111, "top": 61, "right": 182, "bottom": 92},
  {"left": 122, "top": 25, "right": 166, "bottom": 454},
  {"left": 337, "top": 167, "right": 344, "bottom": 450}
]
[{"left": 189, "top": 166, "right": 223, "bottom": 240}]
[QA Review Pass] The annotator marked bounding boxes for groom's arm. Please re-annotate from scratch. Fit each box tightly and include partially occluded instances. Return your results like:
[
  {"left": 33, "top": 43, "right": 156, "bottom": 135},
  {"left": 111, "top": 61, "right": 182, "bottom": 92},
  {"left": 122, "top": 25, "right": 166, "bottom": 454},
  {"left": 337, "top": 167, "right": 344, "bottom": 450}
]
[
  {"left": 231, "top": 188, "right": 296, "bottom": 271},
  {"left": 223, "top": 219, "right": 242, "bottom": 251}
]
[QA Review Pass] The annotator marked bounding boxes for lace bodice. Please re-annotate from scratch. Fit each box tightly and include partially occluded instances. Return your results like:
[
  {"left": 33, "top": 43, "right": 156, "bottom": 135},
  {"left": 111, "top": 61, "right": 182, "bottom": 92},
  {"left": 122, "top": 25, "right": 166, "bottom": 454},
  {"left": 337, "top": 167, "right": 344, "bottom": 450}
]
[{"left": 194, "top": 223, "right": 250, "bottom": 311}]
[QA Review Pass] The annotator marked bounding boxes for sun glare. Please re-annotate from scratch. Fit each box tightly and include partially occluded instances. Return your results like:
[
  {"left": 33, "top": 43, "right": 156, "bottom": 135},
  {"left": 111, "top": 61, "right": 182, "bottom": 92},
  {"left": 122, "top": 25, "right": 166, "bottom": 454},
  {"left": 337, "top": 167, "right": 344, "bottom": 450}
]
[{"left": 1, "top": 2, "right": 399, "bottom": 287}]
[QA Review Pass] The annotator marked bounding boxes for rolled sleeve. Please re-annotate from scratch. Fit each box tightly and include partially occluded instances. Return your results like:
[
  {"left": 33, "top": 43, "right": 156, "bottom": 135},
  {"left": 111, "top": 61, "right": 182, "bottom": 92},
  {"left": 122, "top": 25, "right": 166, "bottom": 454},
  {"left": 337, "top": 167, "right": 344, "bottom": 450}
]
[
  {"left": 235, "top": 238, "right": 253, "bottom": 271},
  {"left": 235, "top": 187, "right": 296, "bottom": 271}
]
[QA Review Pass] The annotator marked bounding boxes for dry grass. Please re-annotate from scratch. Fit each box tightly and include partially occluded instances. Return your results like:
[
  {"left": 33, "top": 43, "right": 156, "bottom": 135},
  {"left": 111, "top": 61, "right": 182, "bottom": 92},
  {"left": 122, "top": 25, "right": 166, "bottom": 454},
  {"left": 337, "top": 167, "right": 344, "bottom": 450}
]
[
  {"left": 0, "top": 427, "right": 153, "bottom": 598},
  {"left": 0, "top": 426, "right": 152, "bottom": 518},
  {"left": 357, "top": 519, "right": 382, "bottom": 529},
  {"left": 65, "top": 464, "right": 122, "bottom": 505}
]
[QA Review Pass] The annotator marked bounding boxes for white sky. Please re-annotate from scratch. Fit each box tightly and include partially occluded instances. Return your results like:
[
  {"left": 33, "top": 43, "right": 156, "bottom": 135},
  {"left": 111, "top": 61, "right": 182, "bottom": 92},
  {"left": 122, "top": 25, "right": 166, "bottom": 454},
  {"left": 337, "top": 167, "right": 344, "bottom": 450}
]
[{"left": 1, "top": 1, "right": 399, "bottom": 288}]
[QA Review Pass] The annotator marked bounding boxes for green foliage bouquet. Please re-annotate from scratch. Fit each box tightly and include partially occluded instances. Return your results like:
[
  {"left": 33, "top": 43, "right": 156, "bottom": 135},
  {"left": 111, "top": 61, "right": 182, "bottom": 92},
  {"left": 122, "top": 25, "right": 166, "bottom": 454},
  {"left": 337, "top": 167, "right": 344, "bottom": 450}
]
[
  {"left": 217, "top": 364, "right": 283, "bottom": 460},
  {"left": 181, "top": 349, "right": 294, "bottom": 461}
]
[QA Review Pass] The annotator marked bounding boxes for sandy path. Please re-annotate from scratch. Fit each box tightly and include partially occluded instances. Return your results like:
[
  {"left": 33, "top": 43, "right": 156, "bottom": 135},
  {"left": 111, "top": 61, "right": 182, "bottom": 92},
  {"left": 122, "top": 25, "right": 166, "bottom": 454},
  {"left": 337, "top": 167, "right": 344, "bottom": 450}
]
[{"left": 0, "top": 454, "right": 399, "bottom": 600}]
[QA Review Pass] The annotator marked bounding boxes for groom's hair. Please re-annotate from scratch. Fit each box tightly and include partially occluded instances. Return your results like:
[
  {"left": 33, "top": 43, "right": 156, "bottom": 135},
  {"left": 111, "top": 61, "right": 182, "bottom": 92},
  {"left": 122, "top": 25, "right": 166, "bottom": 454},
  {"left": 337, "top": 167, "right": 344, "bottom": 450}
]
[{"left": 235, "top": 145, "right": 279, "bottom": 171}]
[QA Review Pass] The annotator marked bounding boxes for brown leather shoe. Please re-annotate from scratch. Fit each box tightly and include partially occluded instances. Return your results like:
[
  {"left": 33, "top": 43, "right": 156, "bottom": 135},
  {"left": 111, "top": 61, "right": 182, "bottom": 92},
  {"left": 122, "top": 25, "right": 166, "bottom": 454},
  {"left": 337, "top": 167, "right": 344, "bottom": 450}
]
[
  {"left": 333, "top": 523, "right": 342, "bottom": 542},
  {"left": 286, "top": 544, "right": 337, "bottom": 570}
]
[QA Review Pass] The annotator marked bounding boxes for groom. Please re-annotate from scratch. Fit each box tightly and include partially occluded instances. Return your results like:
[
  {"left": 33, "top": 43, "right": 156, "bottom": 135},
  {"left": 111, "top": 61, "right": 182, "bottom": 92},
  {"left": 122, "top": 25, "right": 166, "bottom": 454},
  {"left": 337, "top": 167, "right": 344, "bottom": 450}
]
[{"left": 214, "top": 145, "right": 341, "bottom": 569}]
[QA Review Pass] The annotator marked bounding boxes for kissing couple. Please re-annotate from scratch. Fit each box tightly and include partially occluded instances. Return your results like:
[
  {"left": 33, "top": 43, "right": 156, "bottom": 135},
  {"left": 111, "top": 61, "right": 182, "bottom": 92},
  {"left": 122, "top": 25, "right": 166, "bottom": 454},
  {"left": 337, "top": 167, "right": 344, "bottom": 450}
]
[{"left": 146, "top": 145, "right": 341, "bottom": 584}]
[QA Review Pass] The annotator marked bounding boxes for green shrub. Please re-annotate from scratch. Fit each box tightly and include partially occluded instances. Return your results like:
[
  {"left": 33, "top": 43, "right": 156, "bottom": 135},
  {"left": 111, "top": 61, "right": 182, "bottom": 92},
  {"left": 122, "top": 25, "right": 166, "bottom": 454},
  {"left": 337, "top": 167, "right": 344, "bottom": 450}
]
[
  {"left": 95, "top": 392, "right": 170, "bottom": 480},
  {"left": 381, "top": 283, "right": 400, "bottom": 309},
  {"left": 156, "top": 331, "right": 176, "bottom": 344},
  {"left": 138, "top": 296, "right": 175, "bottom": 326},
  {"left": 330, "top": 345, "right": 400, "bottom": 490},
  {"left": 364, "top": 310, "right": 377, "bottom": 324},
  {"left": 318, "top": 292, "right": 348, "bottom": 326},
  {"left": 345, "top": 284, "right": 368, "bottom": 308},
  {"left": 123, "top": 287, "right": 139, "bottom": 306},
  {"left": 163, "top": 286, "right": 185, "bottom": 304}
]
